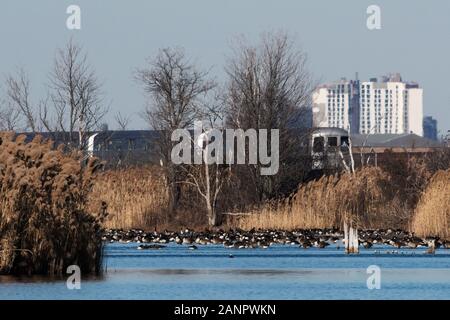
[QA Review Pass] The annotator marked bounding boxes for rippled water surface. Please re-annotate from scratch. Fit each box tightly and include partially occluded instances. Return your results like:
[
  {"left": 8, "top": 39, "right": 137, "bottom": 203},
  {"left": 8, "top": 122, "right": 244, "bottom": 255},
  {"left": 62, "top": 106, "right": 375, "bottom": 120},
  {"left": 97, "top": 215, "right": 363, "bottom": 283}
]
[{"left": 1, "top": 243, "right": 449, "bottom": 299}]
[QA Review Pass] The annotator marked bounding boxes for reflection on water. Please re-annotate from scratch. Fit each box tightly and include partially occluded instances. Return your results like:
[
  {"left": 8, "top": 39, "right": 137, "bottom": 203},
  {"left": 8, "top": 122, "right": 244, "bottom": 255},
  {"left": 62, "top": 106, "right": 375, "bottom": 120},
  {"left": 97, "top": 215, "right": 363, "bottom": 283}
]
[{"left": 0, "top": 243, "right": 449, "bottom": 300}]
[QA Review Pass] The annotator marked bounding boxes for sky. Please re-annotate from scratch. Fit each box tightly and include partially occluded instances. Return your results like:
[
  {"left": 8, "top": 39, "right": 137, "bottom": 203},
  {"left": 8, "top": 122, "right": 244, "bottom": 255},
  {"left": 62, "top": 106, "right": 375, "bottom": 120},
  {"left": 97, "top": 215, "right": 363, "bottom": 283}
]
[{"left": 0, "top": 0, "right": 449, "bottom": 134}]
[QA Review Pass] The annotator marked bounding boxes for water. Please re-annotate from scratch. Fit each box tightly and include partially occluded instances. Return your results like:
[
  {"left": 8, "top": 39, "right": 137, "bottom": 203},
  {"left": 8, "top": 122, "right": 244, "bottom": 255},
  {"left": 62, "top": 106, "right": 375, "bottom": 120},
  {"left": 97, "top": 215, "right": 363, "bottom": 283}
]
[{"left": 1, "top": 243, "right": 449, "bottom": 299}]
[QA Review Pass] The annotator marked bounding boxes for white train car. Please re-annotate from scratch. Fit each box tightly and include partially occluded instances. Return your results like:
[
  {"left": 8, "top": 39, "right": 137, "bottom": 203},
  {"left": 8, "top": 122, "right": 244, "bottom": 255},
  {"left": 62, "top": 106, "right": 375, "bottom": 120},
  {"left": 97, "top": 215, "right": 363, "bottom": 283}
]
[{"left": 311, "top": 127, "right": 350, "bottom": 170}]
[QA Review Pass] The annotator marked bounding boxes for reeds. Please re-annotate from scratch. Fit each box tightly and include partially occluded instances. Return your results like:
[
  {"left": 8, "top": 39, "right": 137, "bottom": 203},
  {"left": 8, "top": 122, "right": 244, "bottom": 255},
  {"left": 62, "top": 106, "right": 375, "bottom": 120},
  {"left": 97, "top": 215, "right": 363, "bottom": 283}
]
[
  {"left": 0, "top": 133, "right": 106, "bottom": 275},
  {"left": 235, "top": 166, "right": 402, "bottom": 231},
  {"left": 89, "top": 166, "right": 169, "bottom": 230},
  {"left": 411, "top": 169, "right": 450, "bottom": 239}
]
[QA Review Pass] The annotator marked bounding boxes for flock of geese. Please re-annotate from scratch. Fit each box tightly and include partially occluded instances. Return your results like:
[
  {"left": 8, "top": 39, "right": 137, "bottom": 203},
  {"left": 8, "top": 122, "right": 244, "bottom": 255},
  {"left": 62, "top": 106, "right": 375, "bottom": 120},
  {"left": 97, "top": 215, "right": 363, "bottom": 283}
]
[{"left": 102, "top": 228, "right": 449, "bottom": 252}]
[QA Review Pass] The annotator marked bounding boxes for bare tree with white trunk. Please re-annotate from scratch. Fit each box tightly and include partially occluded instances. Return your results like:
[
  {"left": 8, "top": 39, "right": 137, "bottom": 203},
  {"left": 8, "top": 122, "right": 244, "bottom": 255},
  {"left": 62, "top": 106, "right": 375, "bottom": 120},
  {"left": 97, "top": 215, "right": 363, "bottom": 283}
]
[{"left": 181, "top": 98, "right": 231, "bottom": 226}]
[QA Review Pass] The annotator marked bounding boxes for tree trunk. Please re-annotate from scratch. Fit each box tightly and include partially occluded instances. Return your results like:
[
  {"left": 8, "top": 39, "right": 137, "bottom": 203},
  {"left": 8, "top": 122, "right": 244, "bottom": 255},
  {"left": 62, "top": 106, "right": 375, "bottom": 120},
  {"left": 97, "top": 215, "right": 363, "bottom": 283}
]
[{"left": 207, "top": 204, "right": 221, "bottom": 227}]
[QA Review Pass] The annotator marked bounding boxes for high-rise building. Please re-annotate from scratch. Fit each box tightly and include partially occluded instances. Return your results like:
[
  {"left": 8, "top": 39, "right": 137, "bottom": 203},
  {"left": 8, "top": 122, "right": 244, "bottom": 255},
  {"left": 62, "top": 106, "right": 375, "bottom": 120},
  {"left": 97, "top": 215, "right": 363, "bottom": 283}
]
[
  {"left": 312, "top": 73, "right": 424, "bottom": 136},
  {"left": 312, "top": 78, "right": 360, "bottom": 133},
  {"left": 423, "top": 116, "right": 438, "bottom": 141}
]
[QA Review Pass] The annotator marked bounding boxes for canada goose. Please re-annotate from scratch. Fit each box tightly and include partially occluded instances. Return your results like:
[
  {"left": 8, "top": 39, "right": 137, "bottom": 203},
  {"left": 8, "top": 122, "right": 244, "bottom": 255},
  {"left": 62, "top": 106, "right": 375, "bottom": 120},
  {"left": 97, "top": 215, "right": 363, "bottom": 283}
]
[
  {"left": 362, "top": 241, "right": 373, "bottom": 249},
  {"left": 175, "top": 236, "right": 183, "bottom": 245},
  {"left": 406, "top": 241, "right": 418, "bottom": 249},
  {"left": 137, "top": 244, "right": 166, "bottom": 250},
  {"left": 317, "top": 241, "right": 329, "bottom": 248},
  {"left": 301, "top": 241, "right": 312, "bottom": 249}
]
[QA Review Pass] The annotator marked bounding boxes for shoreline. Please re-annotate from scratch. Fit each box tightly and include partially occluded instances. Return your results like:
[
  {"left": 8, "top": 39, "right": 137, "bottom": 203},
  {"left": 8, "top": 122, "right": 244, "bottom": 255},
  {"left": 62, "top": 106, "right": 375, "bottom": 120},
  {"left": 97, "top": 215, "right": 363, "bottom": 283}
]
[{"left": 102, "top": 228, "right": 449, "bottom": 250}]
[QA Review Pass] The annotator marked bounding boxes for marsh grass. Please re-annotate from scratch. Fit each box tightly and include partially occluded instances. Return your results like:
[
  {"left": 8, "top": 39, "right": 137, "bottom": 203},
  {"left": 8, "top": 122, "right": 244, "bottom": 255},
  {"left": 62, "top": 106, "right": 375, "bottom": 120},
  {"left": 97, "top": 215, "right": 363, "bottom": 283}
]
[
  {"left": 412, "top": 169, "right": 450, "bottom": 239},
  {"left": 88, "top": 163, "right": 448, "bottom": 239},
  {"left": 89, "top": 166, "right": 169, "bottom": 230},
  {"left": 0, "top": 133, "right": 106, "bottom": 275},
  {"left": 234, "top": 167, "right": 402, "bottom": 231}
]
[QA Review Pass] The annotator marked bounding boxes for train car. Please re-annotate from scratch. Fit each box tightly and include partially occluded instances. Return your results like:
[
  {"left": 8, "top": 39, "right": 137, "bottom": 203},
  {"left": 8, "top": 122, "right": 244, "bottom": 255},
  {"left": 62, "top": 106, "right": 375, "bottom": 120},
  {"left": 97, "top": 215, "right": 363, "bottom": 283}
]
[{"left": 310, "top": 127, "right": 350, "bottom": 170}]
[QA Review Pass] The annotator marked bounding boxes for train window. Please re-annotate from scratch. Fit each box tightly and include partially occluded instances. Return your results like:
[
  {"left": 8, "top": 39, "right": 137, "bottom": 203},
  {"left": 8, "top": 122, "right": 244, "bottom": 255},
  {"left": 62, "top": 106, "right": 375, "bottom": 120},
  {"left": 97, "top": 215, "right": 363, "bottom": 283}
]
[
  {"left": 328, "top": 136, "right": 338, "bottom": 147},
  {"left": 313, "top": 137, "right": 324, "bottom": 152},
  {"left": 341, "top": 136, "right": 349, "bottom": 147}
]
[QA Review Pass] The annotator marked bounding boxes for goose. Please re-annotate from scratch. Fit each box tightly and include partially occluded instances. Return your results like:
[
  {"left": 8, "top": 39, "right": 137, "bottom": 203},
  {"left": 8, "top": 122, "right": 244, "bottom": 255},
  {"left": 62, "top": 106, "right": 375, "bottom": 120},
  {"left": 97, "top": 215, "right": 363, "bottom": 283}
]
[
  {"left": 317, "top": 241, "right": 329, "bottom": 248},
  {"left": 362, "top": 241, "right": 373, "bottom": 249},
  {"left": 406, "top": 241, "right": 418, "bottom": 249},
  {"left": 301, "top": 241, "right": 312, "bottom": 249},
  {"left": 137, "top": 244, "right": 166, "bottom": 250}
]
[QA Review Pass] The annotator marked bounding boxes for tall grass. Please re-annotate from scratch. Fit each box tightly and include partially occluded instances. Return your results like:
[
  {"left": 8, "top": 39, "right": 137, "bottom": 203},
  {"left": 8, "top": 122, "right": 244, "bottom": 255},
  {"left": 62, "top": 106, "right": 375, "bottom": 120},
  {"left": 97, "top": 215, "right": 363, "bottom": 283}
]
[
  {"left": 88, "top": 161, "right": 448, "bottom": 235},
  {"left": 412, "top": 169, "right": 450, "bottom": 239},
  {"left": 89, "top": 166, "right": 169, "bottom": 230},
  {"left": 0, "top": 133, "right": 106, "bottom": 275},
  {"left": 235, "top": 167, "right": 402, "bottom": 231}
]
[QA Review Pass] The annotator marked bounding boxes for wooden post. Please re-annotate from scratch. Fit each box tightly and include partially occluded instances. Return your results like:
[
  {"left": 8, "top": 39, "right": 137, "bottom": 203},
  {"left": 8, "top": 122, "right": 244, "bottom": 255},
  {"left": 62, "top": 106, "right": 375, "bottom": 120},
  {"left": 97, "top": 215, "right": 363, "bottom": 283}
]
[
  {"left": 344, "top": 221, "right": 359, "bottom": 254},
  {"left": 426, "top": 239, "right": 436, "bottom": 254}
]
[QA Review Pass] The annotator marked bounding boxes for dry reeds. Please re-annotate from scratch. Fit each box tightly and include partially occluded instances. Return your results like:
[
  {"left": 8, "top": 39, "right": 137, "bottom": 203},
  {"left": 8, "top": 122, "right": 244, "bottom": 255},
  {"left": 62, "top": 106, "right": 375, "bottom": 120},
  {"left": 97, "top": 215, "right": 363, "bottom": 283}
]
[
  {"left": 412, "top": 169, "right": 450, "bottom": 239},
  {"left": 235, "top": 166, "right": 401, "bottom": 231},
  {"left": 89, "top": 166, "right": 169, "bottom": 230},
  {"left": 0, "top": 133, "right": 106, "bottom": 275}
]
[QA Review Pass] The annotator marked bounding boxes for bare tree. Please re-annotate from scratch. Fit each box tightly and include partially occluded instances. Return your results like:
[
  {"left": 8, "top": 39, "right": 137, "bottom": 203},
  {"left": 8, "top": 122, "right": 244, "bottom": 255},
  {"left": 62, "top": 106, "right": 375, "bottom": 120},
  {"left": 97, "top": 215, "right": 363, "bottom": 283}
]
[
  {"left": 0, "top": 96, "right": 21, "bottom": 131},
  {"left": 41, "top": 39, "right": 107, "bottom": 151},
  {"left": 135, "top": 47, "right": 214, "bottom": 216},
  {"left": 4, "top": 69, "right": 37, "bottom": 132},
  {"left": 182, "top": 99, "right": 231, "bottom": 226},
  {"left": 182, "top": 144, "right": 231, "bottom": 226},
  {"left": 115, "top": 111, "right": 131, "bottom": 130},
  {"left": 225, "top": 31, "right": 314, "bottom": 200}
]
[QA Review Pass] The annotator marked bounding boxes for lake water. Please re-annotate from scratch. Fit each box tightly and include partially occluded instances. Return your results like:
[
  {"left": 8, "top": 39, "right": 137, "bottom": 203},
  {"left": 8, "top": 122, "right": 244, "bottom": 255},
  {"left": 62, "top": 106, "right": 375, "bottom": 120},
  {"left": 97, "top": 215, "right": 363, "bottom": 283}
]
[{"left": 0, "top": 243, "right": 449, "bottom": 299}]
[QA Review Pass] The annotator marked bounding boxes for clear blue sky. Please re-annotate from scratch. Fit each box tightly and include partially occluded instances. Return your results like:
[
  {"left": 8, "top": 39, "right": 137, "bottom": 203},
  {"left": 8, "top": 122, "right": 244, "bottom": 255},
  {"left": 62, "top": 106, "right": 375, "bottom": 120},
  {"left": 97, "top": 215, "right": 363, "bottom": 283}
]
[{"left": 1, "top": 0, "right": 449, "bottom": 134}]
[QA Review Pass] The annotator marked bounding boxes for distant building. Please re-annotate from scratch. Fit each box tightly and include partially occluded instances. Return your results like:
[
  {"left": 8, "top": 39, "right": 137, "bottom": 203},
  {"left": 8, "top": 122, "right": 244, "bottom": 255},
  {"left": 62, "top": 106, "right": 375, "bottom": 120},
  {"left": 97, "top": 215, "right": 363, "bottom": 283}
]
[
  {"left": 423, "top": 116, "right": 438, "bottom": 141},
  {"left": 20, "top": 130, "right": 161, "bottom": 168},
  {"left": 312, "top": 73, "right": 424, "bottom": 136},
  {"left": 312, "top": 78, "right": 360, "bottom": 134}
]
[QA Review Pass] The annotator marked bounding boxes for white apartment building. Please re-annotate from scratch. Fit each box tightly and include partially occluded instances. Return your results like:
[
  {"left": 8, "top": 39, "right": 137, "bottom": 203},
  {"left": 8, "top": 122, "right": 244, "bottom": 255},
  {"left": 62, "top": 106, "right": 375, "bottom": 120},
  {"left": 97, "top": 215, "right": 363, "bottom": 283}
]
[
  {"left": 312, "top": 74, "right": 424, "bottom": 136},
  {"left": 312, "top": 78, "right": 360, "bottom": 133}
]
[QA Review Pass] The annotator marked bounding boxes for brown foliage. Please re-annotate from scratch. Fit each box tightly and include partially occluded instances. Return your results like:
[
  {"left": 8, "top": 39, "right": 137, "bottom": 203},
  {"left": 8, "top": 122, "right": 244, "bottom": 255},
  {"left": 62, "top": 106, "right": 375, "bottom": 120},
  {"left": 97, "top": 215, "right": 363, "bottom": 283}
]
[
  {"left": 412, "top": 169, "right": 450, "bottom": 239},
  {"left": 0, "top": 133, "right": 106, "bottom": 275},
  {"left": 235, "top": 166, "right": 403, "bottom": 230},
  {"left": 89, "top": 166, "right": 169, "bottom": 230}
]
